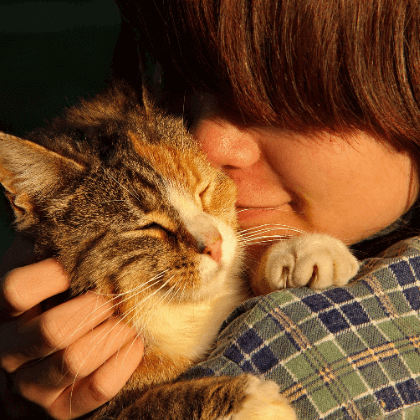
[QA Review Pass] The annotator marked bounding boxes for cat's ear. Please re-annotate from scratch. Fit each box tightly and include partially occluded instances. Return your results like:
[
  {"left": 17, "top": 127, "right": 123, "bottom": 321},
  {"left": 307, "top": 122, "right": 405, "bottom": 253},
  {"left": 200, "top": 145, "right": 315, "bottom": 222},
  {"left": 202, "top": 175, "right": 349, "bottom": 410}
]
[
  {"left": 141, "top": 60, "right": 163, "bottom": 115},
  {"left": 141, "top": 84, "right": 155, "bottom": 117},
  {"left": 0, "top": 132, "right": 84, "bottom": 216}
]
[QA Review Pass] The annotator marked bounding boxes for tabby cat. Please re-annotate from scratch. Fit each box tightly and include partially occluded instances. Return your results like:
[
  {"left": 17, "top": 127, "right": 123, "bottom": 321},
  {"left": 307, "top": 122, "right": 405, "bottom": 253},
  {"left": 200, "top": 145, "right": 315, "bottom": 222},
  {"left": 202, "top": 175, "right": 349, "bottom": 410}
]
[{"left": 0, "top": 83, "right": 359, "bottom": 419}]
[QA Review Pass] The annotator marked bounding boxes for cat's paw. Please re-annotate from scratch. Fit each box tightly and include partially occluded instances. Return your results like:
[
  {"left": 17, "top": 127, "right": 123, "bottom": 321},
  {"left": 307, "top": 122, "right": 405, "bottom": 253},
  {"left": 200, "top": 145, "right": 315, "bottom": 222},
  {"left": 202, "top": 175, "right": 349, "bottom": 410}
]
[
  {"left": 232, "top": 375, "right": 296, "bottom": 420},
  {"left": 256, "top": 234, "right": 359, "bottom": 293}
]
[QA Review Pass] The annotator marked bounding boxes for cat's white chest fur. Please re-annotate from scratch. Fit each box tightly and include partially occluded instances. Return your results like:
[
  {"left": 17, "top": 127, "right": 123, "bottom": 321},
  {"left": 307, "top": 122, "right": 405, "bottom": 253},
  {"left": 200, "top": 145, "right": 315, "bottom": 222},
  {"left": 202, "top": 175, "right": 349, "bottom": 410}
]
[{"left": 143, "top": 294, "right": 242, "bottom": 360}]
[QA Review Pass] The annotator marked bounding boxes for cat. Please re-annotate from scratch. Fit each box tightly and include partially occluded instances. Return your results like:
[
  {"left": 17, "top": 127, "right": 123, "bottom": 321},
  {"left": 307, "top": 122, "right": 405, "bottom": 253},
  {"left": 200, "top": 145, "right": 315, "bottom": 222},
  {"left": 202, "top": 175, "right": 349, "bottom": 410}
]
[{"left": 0, "top": 82, "right": 359, "bottom": 419}]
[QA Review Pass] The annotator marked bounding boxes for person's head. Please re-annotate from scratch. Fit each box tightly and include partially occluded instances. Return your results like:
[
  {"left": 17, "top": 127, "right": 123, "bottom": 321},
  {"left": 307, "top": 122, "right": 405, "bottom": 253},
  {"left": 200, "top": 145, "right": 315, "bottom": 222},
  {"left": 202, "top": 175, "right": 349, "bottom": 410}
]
[{"left": 115, "top": 0, "right": 420, "bottom": 266}]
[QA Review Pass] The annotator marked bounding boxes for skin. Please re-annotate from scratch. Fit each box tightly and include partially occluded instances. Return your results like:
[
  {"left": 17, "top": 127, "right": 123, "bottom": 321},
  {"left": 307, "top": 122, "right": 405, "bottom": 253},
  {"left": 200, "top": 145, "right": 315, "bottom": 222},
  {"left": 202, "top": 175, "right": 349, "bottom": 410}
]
[
  {"left": 0, "top": 258, "right": 144, "bottom": 419},
  {"left": 0, "top": 107, "right": 418, "bottom": 419},
  {"left": 191, "top": 108, "right": 419, "bottom": 278}
]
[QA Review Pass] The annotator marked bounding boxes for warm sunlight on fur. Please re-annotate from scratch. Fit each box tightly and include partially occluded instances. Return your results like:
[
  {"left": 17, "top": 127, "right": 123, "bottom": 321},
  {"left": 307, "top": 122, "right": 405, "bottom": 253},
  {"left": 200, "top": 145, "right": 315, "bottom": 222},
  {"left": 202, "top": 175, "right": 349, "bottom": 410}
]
[{"left": 0, "top": 83, "right": 358, "bottom": 419}]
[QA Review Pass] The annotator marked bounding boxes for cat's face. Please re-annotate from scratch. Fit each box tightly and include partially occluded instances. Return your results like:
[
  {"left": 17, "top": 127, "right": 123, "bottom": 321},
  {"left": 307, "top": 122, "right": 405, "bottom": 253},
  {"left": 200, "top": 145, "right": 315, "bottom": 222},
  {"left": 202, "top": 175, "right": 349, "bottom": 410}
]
[
  {"left": 0, "top": 96, "right": 242, "bottom": 333},
  {"left": 67, "top": 135, "right": 240, "bottom": 304}
]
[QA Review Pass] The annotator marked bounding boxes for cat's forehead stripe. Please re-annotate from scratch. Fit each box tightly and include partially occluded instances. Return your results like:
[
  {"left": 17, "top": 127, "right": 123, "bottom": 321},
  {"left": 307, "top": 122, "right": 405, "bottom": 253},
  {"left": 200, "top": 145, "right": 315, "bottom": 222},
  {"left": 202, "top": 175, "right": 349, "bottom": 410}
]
[
  {"left": 165, "top": 184, "right": 222, "bottom": 249},
  {"left": 129, "top": 131, "right": 204, "bottom": 190},
  {"left": 166, "top": 185, "right": 202, "bottom": 219}
]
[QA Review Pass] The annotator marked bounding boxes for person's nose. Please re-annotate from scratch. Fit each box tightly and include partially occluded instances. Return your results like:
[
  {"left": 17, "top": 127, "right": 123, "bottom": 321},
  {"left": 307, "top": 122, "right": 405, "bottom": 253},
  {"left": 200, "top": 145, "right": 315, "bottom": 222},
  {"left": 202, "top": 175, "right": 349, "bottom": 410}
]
[{"left": 192, "top": 118, "right": 261, "bottom": 171}]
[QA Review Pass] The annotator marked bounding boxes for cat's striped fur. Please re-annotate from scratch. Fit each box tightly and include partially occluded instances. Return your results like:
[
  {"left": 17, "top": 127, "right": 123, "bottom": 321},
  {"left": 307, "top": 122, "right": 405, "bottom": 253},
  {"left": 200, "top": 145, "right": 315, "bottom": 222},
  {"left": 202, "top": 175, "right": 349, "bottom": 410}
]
[{"left": 0, "top": 83, "right": 295, "bottom": 419}]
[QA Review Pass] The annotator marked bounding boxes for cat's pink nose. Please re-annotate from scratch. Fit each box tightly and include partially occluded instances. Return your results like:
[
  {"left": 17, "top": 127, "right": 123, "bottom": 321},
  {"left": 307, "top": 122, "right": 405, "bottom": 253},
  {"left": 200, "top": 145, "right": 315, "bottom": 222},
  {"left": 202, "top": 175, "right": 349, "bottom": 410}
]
[{"left": 200, "top": 233, "right": 223, "bottom": 264}]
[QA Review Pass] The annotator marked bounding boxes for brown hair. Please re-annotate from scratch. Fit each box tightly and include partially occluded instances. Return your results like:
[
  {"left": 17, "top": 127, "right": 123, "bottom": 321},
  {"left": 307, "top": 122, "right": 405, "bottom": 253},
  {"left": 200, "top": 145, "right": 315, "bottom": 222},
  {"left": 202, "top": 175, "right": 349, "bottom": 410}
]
[
  {"left": 114, "top": 0, "right": 420, "bottom": 155},
  {"left": 112, "top": 0, "right": 420, "bottom": 257}
]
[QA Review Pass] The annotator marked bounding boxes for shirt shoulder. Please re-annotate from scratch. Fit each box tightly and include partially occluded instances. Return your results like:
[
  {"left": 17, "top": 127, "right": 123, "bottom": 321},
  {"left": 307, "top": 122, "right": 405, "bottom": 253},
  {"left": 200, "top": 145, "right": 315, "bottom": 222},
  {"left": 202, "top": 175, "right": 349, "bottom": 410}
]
[{"left": 182, "top": 237, "right": 420, "bottom": 419}]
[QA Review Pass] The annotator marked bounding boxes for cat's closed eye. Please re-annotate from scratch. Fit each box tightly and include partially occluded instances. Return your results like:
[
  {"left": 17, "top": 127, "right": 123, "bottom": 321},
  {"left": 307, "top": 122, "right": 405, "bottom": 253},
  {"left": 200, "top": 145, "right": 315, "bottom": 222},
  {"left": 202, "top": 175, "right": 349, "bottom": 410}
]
[
  {"left": 197, "top": 183, "right": 219, "bottom": 212},
  {"left": 141, "top": 222, "right": 174, "bottom": 237},
  {"left": 198, "top": 184, "right": 210, "bottom": 201},
  {"left": 193, "top": 184, "right": 210, "bottom": 211},
  {"left": 141, "top": 222, "right": 165, "bottom": 231},
  {"left": 136, "top": 214, "right": 178, "bottom": 240},
  {"left": 118, "top": 221, "right": 174, "bottom": 241}
]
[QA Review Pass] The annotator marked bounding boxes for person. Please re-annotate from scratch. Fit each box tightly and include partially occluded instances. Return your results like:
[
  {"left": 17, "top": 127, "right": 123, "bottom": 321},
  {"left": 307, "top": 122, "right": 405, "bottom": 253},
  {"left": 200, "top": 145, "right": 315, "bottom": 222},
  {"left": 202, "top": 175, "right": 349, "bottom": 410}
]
[{"left": 1, "top": 0, "right": 420, "bottom": 418}]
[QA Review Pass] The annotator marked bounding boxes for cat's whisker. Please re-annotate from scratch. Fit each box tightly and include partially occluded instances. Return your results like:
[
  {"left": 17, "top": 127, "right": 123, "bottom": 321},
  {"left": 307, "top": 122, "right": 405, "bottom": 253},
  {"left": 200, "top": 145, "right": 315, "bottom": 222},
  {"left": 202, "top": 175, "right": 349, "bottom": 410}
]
[
  {"left": 179, "top": 278, "right": 189, "bottom": 304},
  {"left": 100, "top": 276, "right": 175, "bottom": 343},
  {"left": 65, "top": 279, "right": 174, "bottom": 401},
  {"left": 239, "top": 231, "right": 301, "bottom": 244},
  {"left": 98, "top": 306, "right": 147, "bottom": 365},
  {"left": 239, "top": 223, "right": 306, "bottom": 234},
  {"left": 144, "top": 282, "right": 178, "bottom": 324},
  {"left": 133, "top": 279, "right": 177, "bottom": 338},
  {"left": 240, "top": 235, "right": 293, "bottom": 242},
  {"left": 38, "top": 272, "right": 170, "bottom": 364},
  {"left": 171, "top": 274, "right": 185, "bottom": 305},
  {"left": 237, "top": 207, "right": 305, "bottom": 215},
  {"left": 117, "top": 334, "right": 143, "bottom": 372},
  {"left": 240, "top": 234, "right": 298, "bottom": 244},
  {"left": 239, "top": 227, "right": 301, "bottom": 236},
  {"left": 241, "top": 238, "right": 293, "bottom": 246},
  {"left": 144, "top": 284, "right": 179, "bottom": 339},
  {"left": 240, "top": 232, "right": 296, "bottom": 242},
  {"left": 66, "top": 308, "right": 145, "bottom": 417},
  {"left": 91, "top": 271, "right": 169, "bottom": 315},
  {"left": 69, "top": 282, "right": 153, "bottom": 342},
  {"left": 124, "top": 276, "right": 175, "bottom": 325},
  {"left": 147, "top": 285, "right": 180, "bottom": 336},
  {"left": 98, "top": 269, "right": 169, "bottom": 300},
  {"left": 240, "top": 223, "right": 305, "bottom": 233},
  {"left": 99, "top": 280, "right": 174, "bottom": 345},
  {"left": 31, "top": 295, "right": 124, "bottom": 365},
  {"left": 237, "top": 207, "right": 292, "bottom": 213},
  {"left": 124, "top": 276, "right": 174, "bottom": 312},
  {"left": 109, "top": 270, "right": 168, "bottom": 297},
  {"left": 102, "top": 167, "right": 142, "bottom": 202}
]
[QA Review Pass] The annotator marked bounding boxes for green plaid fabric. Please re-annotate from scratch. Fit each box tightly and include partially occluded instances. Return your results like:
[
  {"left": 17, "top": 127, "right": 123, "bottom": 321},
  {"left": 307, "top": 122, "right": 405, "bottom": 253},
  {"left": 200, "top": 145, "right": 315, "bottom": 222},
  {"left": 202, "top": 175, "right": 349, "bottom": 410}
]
[{"left": 182, "top": 237, "right": 420, "bottom": 419}]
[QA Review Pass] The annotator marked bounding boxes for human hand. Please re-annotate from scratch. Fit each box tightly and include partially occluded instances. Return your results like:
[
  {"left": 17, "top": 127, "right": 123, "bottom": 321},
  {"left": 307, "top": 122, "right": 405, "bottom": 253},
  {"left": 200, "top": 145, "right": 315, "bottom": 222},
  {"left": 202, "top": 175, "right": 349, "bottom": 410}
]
[{"left": 0, "top": 259, "right": 143, "bottom": 420}]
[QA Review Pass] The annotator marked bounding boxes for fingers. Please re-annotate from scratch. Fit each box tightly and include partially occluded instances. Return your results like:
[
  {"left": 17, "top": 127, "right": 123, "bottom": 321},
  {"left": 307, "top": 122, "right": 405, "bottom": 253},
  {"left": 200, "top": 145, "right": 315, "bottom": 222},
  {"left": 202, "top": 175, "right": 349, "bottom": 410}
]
[
  {"left": 3, "top": 291, "right": 144, "bottom": 420},
  {"left": 0, "top": 258, "right": 144, "bottom": 419},
  {"left": 0, "top": 292, "right": 115, "bottom": 373},
  {"left": 0, "top": 259, "right": 70, "bottom": 318},
  {"left": 48, "top": 338, "right": 143, "bottom": 419},
  {"left": 12, "top": 318, "right": 143, "bottom": 415}
]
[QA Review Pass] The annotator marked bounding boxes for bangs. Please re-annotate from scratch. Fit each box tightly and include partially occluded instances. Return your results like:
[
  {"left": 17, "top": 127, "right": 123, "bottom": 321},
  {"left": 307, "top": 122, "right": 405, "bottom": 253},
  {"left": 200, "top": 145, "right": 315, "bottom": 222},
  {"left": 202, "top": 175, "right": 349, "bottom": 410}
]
[{"left": 117, "top": 0, "right": 420, "bottom": 148}]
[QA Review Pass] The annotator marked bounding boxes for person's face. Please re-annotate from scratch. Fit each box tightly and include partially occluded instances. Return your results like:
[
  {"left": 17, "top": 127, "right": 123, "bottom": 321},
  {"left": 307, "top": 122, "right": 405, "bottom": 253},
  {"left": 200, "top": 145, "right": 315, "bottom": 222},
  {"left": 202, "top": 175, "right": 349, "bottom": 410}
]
[{"left": 191, "top": 106, "right": 418, "bottom": 275}]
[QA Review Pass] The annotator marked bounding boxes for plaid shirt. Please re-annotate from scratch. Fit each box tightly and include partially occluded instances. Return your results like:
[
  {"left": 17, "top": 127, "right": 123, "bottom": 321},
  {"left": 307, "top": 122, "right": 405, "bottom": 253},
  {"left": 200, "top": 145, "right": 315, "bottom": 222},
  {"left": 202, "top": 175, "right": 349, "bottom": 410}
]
[{"left": 182, "top": 237, "right": 420, "bottom": 419}]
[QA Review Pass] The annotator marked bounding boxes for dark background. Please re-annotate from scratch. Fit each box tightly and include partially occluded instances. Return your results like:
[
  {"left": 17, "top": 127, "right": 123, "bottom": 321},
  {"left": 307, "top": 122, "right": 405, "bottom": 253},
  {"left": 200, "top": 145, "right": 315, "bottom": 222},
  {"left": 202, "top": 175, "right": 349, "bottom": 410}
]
[{"left": 0, "top": 0, "right": 122, "bottom": 258}]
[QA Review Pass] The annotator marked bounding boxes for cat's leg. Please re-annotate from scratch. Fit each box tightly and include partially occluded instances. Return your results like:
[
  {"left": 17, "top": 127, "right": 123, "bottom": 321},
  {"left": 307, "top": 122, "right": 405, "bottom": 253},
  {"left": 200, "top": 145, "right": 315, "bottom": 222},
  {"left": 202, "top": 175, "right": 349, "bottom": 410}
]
[
  {"left": 116, "top": 374, "right": 295, "bottom": 420},
  {"left": 253, "top": 234, "right": 359, "bottom": 295}
]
